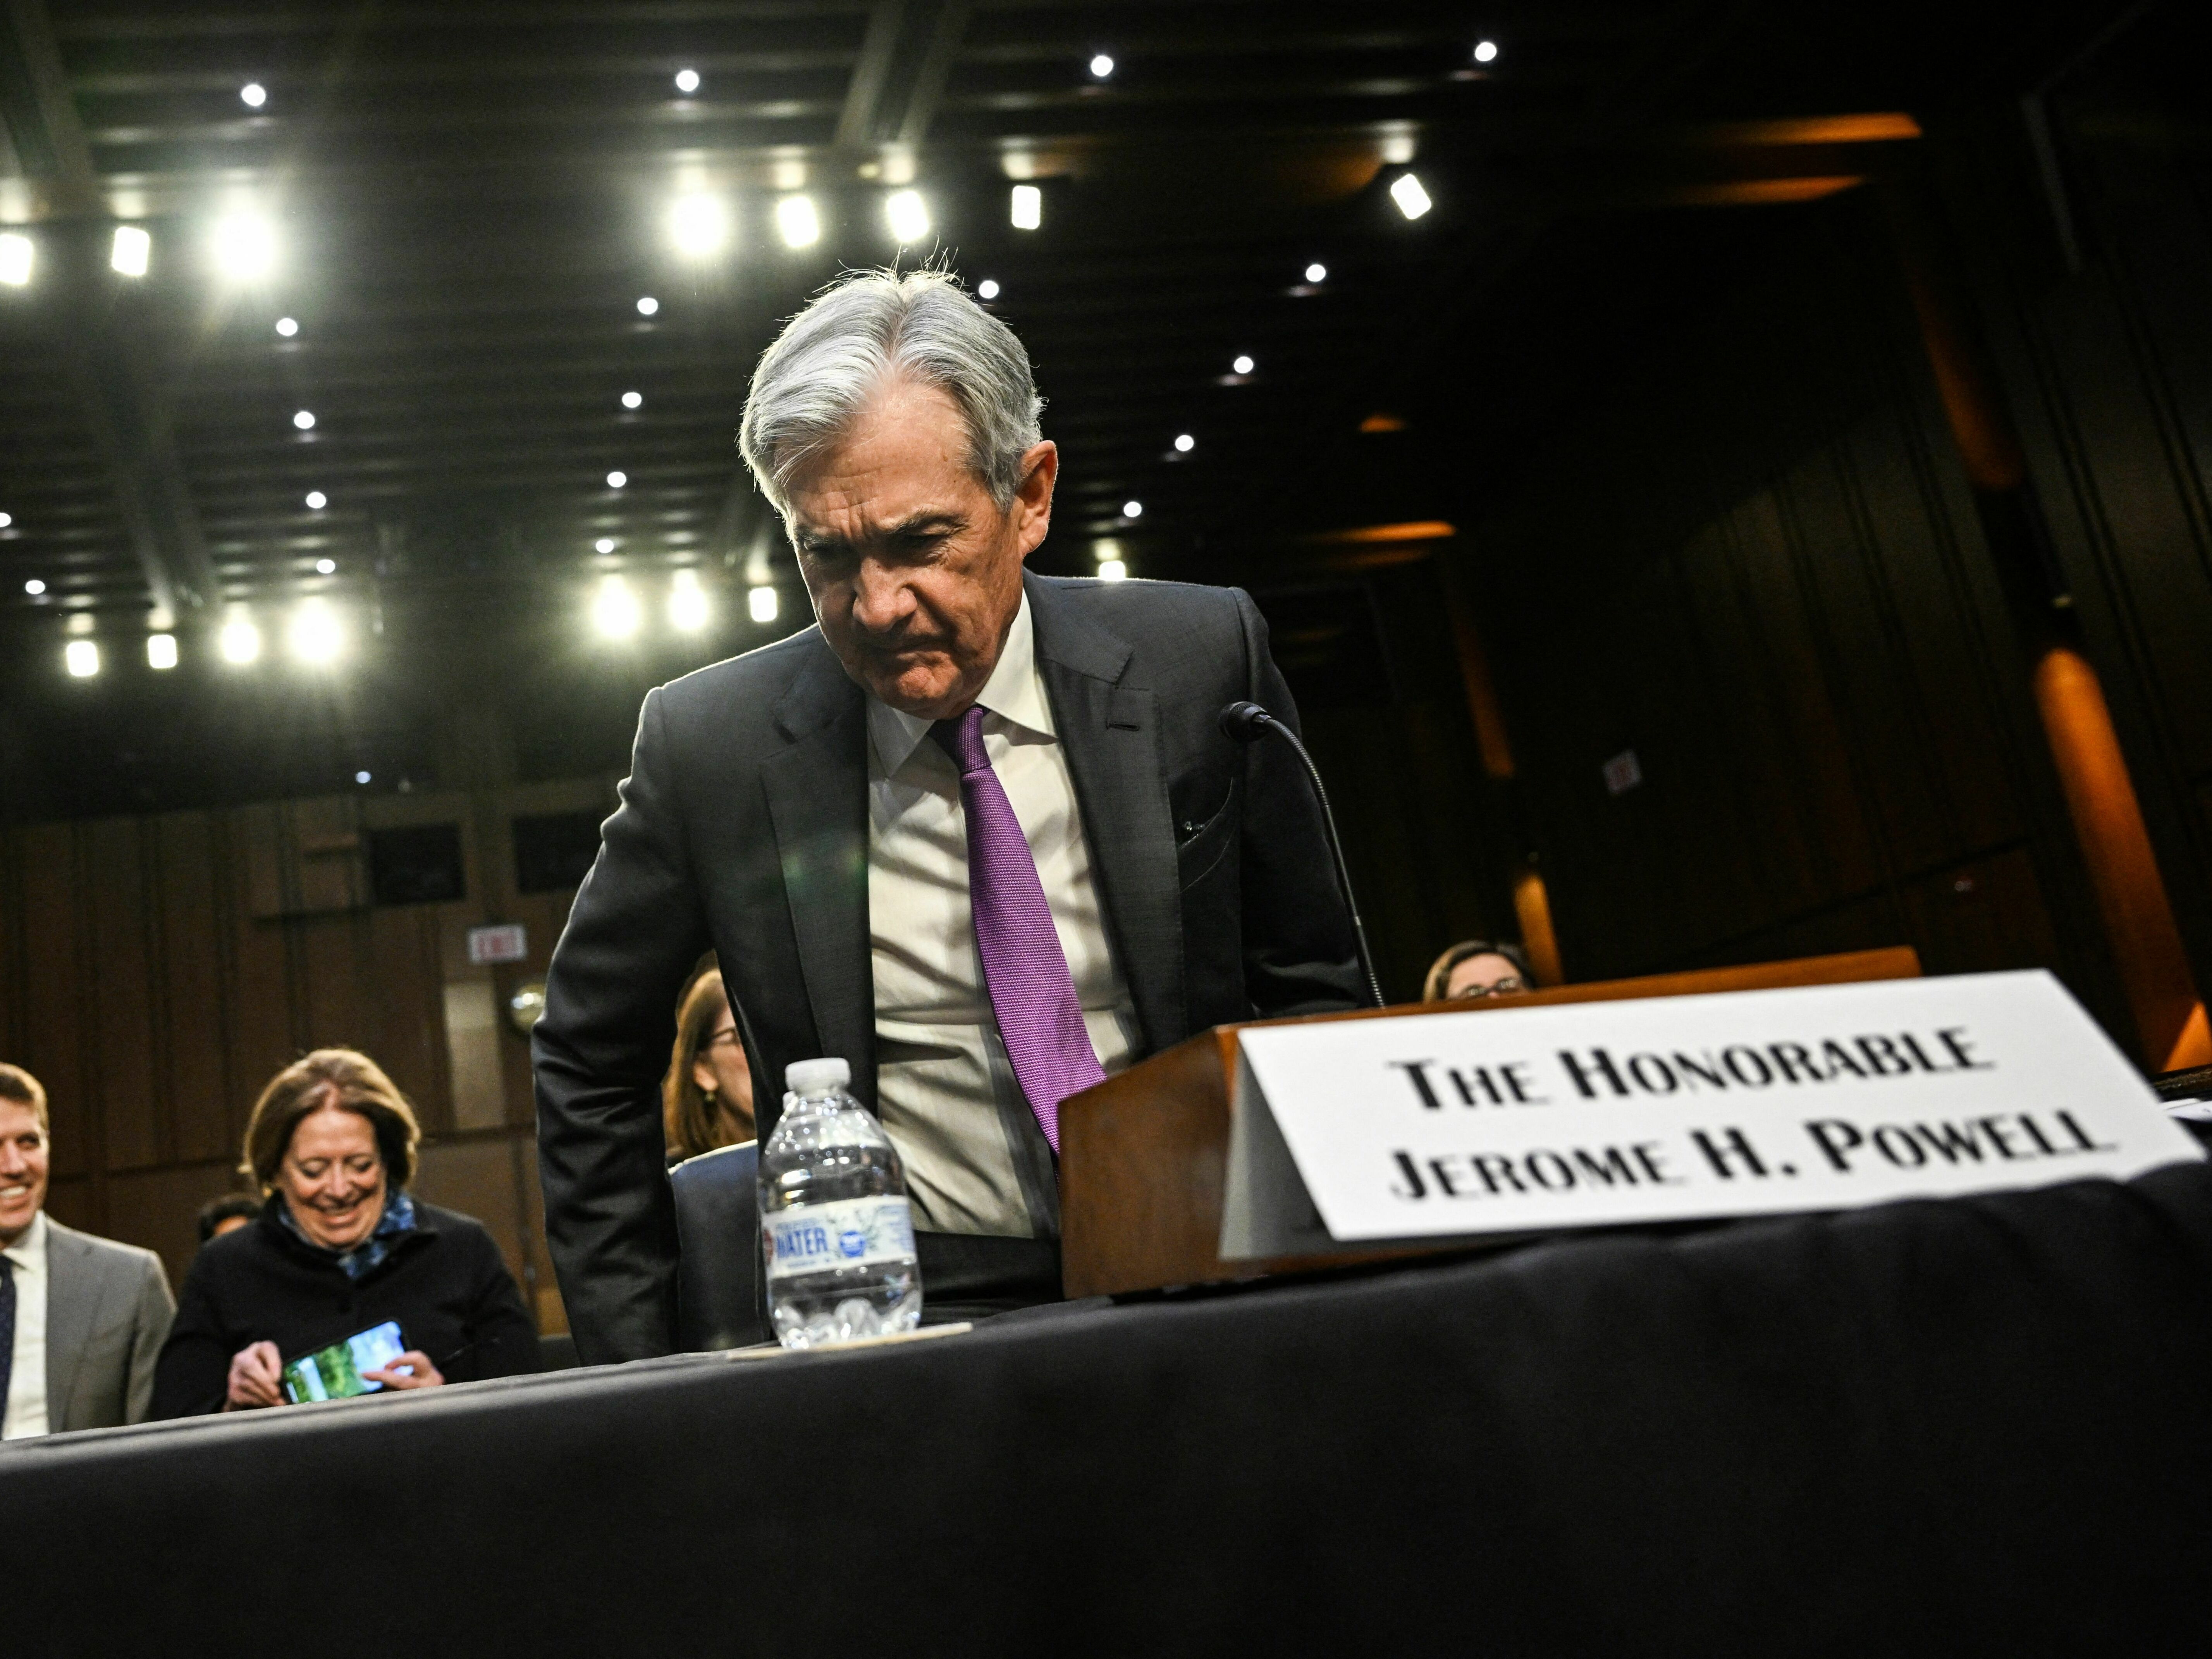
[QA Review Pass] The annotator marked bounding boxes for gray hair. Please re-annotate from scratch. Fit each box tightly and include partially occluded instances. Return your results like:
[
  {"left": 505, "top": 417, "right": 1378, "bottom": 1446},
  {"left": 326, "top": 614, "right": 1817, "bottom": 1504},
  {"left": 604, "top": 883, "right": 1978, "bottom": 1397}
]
[{"left": 739, "top": 268, "right": 1044, "bottom": 514}]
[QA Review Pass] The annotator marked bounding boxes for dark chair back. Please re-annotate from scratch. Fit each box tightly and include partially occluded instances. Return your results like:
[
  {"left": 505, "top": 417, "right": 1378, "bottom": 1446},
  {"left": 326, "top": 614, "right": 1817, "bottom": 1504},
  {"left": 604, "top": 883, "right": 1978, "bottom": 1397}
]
[{"left": 670, "top": 1140, "right": 770, "bottom": 1350}]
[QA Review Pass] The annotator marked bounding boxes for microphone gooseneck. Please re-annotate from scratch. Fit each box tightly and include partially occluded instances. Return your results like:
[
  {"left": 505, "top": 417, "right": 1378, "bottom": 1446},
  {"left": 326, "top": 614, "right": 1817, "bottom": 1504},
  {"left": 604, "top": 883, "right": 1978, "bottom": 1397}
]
[{"left": 1218, "top": 700, "right": 1386, "bottom": 1008}]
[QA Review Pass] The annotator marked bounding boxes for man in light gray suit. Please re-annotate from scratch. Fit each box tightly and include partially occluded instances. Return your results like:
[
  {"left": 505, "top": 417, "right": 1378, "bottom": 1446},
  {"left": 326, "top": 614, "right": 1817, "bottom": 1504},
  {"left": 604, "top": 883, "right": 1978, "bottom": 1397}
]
[{"left": 2, "top": 1064, "right": 174, "bottom": 1437}]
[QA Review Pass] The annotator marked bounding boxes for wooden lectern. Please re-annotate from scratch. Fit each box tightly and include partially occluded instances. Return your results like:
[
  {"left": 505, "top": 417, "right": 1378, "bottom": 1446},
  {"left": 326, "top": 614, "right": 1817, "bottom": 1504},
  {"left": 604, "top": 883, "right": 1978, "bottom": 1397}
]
[{"left": 1058, "top": 945, "right": 1923, "bottom": 1298}]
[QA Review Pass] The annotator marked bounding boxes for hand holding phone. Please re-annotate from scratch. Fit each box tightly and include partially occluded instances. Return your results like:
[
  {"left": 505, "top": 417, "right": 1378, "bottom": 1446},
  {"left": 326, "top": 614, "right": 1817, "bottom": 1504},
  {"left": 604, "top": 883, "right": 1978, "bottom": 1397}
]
[
  {"left": 361, "top": 1348, "right": 444, "bottom": 1390},
  {"left": 225, "top": 1341, "right": 285, "bottom": 1411}
]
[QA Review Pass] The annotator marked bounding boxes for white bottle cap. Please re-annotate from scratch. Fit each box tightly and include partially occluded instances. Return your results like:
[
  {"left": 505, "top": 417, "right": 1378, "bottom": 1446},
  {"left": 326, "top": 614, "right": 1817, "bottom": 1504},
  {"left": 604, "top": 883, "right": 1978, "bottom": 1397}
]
[{"left": 784, "top": 1057, "right": 851, "bottom": 1096}]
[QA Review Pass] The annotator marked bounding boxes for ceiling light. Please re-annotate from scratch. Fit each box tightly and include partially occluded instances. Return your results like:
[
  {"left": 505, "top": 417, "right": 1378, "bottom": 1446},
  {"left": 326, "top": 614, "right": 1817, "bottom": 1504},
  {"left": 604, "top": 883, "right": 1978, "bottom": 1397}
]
[
  {"left": 1304, "top": 262, "right": 1327, "bottom": 284},
  {"left": 1390, "top": 173, "right": 1433, "bottom": 220},
  {"left": 1474, "top": 40, "right": 1499, "bottom": 63},
  {"left": 111, "top": 225, "right": 151, "bottom": 277},
  {"left": 210, "top": 212, "right": 278, "bottom": 281},
  {"left": 1010, "top": 184, "right": 1041, "bottom": 231},
  {"left": 241, "top": 82, "right": 267, "bottom": 107},
  {"left": 977, "top": 278, "right": 1000, "bottom": 301},
  {"left": 621, "top": 390, "right": 643, "bottom": 410},
  {"left": 607, "top": 470, "right": 628, "bottom": 489},
  {"left": 594, "top": 537, "right": 616, "bottom": 554},
  {"left": 0, "top": 511, "right": 13, "bottom": 527},
  {"left": 219, "top": 614, "right": 261, "bottom": 664},
  {"left": 748, "top": 585, "right": 778, "bottom": 624},
  {"left": 147, "top": 633, "right": 177, "bottom": 670},
  {"left": 669, "top": 193, "right": 731, "bottom": 258},
  {"left": 669, "top": 570, "right": 709, "bottom": 632},
  {"left": 885, "top": 189, "right": 930, "bottom": 245},
  {"left": 292, "top": 410, "right": 315, "bottom": 430},
  {"left": 305, "top": 490, "right": 327, "bottom": 509},
  {"left": 775, "top": 194, "right": 821, "bottom": 250},
  {"left": 0, "top": 233, "right": 31, "bottom": 286},
  {"left": 355, "top": 770, "right": 372, "bottom": 785},
  {"left": 1232, "top": 354, "right": 1254, "bottom": 375},
  {"left": 65, "top": 639, "right": 100, "bottom": 678},
  {"left": 592, "top": 574, "right": 642, "bottom": 640},
  {"left": 315, "top": 558, "right": 336, "bottom": 574},
  {"left": 674, "top": 67, "right": 701, "bottom": 94},
  {"left": 636, "top": 295, "right": 659, "bottom": 316},
  {"left": 275, "top": 316, "right": 298, "bottom": 336},
  {"left": 24, "top": 578, "right": 44, "bottom": 595},
  {"left": 288, "top": 598, "right": 345, "bottom": 664},
  {"left": 1097, "top": 559, "right": 1128, "bottom": 582},
  {"left": 1173, "top": 433, "right": 1194, "bottom": 453},
  {"left": 1122, "top": 500, "right": 1143, "bottom": 518},
  {"left": 1089, "top": 53, "right": 1115, "bottom": 79}
]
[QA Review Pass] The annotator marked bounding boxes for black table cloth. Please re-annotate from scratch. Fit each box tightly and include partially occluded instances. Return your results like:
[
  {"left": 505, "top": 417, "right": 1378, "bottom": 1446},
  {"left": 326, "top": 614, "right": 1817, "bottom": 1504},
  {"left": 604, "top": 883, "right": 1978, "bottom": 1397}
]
[{"left": 13, "top": 1163, "right": 2212, "bottom": 1657}]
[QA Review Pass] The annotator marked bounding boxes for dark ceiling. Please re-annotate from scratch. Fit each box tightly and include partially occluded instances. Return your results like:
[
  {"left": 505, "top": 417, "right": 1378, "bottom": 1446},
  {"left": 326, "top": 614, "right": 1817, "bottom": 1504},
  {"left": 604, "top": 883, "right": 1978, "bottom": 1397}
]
[{"left": 0, "top": 0, "right": 2134, "bottom": 816}]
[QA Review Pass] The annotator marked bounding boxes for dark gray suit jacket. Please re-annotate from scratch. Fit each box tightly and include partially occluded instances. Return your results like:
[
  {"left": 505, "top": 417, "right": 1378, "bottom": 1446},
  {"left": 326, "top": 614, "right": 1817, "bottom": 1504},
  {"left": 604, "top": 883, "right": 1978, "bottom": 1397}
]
[
  {"left": 534, "top": 572, "right": 1362, "bottom": 1362},
  {"left": 43, "top": 1218, "right": 174, "bottom": 1432}
]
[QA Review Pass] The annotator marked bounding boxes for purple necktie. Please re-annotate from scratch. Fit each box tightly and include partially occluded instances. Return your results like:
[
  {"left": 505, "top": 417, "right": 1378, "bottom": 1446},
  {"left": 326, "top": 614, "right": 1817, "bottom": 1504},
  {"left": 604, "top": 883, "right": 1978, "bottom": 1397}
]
[{"left": 933, "top": 705, "right": 1104, "bottom": 1153}]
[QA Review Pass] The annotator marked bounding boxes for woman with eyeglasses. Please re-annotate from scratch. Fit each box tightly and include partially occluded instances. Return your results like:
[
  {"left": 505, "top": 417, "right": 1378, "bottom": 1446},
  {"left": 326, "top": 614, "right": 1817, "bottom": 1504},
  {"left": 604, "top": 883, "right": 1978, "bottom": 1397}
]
[
  {"left": 663, "top": 957, "right": 757, "bottom": 1164},
  {"left": 1422, "top": 938, "right": 1535, "bottom": 1002}
]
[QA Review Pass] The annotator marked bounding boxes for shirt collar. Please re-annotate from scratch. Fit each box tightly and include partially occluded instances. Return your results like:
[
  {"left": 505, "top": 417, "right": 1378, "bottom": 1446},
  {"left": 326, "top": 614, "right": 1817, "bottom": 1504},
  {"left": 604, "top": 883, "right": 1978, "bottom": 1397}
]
[
  {"left": 1, "top": 1210, "right": 48, "bottom": 1271},
  {"left": 867, "top": 592, "right": 1055, "bottom": 778}
]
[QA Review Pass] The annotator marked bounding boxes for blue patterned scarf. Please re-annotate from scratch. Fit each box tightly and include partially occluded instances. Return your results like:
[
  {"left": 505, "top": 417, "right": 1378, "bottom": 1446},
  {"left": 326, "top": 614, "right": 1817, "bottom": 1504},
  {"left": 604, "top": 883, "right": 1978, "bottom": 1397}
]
[{"left": 279, "top": 1190, "right": 417, "bottom": 1280}]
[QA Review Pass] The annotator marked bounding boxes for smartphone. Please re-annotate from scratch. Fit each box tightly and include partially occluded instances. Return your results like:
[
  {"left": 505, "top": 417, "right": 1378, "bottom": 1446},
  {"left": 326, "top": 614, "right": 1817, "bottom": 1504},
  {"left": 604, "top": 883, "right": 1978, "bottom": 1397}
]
[{"left": 280, "top": 1320, "right": 408, "bottom": 1403}]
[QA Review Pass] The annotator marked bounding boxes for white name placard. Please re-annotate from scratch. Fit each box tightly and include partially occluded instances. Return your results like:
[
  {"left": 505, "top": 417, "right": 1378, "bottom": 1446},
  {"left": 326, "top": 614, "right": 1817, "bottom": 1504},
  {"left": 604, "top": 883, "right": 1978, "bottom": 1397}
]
[{"left": 1220, "top": 970, "right": 2202, "bottom": 1259}]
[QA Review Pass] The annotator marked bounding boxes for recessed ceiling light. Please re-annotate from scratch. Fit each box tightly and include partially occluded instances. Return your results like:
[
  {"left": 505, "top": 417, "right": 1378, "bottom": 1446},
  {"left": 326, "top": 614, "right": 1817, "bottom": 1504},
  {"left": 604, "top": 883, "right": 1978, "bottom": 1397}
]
[
  {"left": 593, "top": 537, "right": 616, "bottom": 555},
  {"left": 111, "top": 225, "right": 151, "bottom": 277},
  {"left": 669, "top": 570, "right": 709, "bottom": 632},
  {"left": 355, "top": 770, "right": 372, "bottom": 785},
  {"left": 607, "top": 470, "right": 628, "bottom": 489},
  {"left": 1122, "top": 500, "right": 1143, "bottom": 518},
  {"left": 210, "top": 212, "right": 278, "bottom": 281},
  {"left": 668, "top": 193, "right": 731, "bottom": 258},
  {"left": 1097, "top": 559, "right": 1128, "bottom": 582},
  {"left": 1390, "top": 173, "right": 1433, "bottom": 220},
  {"left": 292, "top": 410, "right": 315, "bottom": 430},
  {"left": 592, "top": 574, "right": 642, "bottom": 640},
  {"left": 636, "top": 295, "right": 659, "bottom": 316},
  {"left": 219, "top": 614, "right": 261, "bottom": 665},
  {"left": 275, "top": 316, "right": 298, "bottom": 336},
  {"left": 1010, "top": 184, "right": 1041, "bottom": 230},
  {"left": 1304, "top": 262, "right": 1327, "bottom": 283},
  {"left": 1232, "top": 354, "right": 1255, "bottom": 375},
  {"left": 1173, "top": 433, "right": 1194, "bottom": 453},
  {"left": 977, "top": 278, "right": 1000, "bottom": 301},
  {"left": 674, "top": 67, "right": 701, "bottom": 94},
  {"left": 621, "top": 390, "right": 643, "bottom": 410},
  {"left": 885, "top": 189, "right": 930, "bottom": 245},
  {"left": 315, "top": 558, "right": 336, "bottom": 574},
  {"left": 1474, "top": 40, "right": 1500, "bottom": 64},
  {"left": 1089, "top": 53, "right": 1115, "bottom": 79},
  {"left": 24, "top": 578, "right": 45, "bottom": 595},
  {"left": 65, "top": 639, "right": 100, "bottom": 678},
  {"left": 241, "top": 83, "right": 267, "bottom": 108},
  {"left": 147, "top": 633, "right": 178, "bottom": 670},
  {"left": 0, "top": 511, "right": 13, "bottom": 527},
  {"left": 749, "top": 585, "right": 778, "bottom": 624},
  {"left": 288, "top": 598, "right": 346, "bottom": 664},
  {"left": 0, "top": 233, "right": 32, "bottom": 287},
  {"left": 305, "top": 490, "right": 327, "bottom": 509}
]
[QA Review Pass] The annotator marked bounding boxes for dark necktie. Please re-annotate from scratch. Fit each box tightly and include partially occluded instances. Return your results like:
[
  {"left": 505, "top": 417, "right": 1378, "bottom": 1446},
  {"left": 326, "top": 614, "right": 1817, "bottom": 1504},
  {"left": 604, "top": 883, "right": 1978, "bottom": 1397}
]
[
  {"left": 0, "top": 1255, "right": 15, "bottom": 1416},
  {"left": 932, "top": 704, "right": 1105, "bottom": 1153}
]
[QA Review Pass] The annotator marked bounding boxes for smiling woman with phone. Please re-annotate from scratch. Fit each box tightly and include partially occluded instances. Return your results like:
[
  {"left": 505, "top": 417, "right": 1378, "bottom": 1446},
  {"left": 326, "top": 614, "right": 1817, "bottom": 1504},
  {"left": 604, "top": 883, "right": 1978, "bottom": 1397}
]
[{"left": 151, "top": 1049, "right": 538, "bottom": 1418}]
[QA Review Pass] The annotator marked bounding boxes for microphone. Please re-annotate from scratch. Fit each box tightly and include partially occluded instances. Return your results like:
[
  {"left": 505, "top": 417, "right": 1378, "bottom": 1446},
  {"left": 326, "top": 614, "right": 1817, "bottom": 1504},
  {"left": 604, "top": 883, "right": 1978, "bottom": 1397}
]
[{"left": 1219, "top": 700, "right": 1385, "bottom": 1008}]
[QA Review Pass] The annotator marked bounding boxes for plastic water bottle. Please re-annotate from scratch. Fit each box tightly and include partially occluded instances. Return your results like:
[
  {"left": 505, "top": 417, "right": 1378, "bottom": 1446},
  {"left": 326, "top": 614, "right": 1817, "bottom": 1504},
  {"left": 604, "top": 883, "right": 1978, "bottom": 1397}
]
[{"left": 757, "top": 1058, "right": 923, "bottom": 1348}]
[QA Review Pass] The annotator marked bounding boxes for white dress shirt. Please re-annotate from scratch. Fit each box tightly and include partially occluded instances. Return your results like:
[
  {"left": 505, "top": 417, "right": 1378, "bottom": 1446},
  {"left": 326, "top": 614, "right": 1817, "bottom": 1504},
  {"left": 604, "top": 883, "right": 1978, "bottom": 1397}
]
[
  {"left": 866, "top": 595, "right": 1139, "bottom": 1237},
  {"left": 2, "top": 1210, "right": 50, "bottom": 1440}
]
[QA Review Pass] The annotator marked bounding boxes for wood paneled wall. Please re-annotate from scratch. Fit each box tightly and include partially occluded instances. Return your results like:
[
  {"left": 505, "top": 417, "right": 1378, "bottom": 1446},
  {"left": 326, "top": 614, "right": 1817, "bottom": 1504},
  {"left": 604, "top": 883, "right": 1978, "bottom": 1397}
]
[
  {"left": 0, "top": 776, "right": 612, "bottom": 1314},
  {"left": 1460, "top": 191, "right": 2136, "bottom": 1046}
]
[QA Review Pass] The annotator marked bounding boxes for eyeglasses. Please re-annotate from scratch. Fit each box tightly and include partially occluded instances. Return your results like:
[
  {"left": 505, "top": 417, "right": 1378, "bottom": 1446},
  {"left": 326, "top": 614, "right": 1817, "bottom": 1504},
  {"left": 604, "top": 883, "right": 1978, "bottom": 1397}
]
[{"left": 1450, "top": 976, "right": 1528, "bottom": 1000}]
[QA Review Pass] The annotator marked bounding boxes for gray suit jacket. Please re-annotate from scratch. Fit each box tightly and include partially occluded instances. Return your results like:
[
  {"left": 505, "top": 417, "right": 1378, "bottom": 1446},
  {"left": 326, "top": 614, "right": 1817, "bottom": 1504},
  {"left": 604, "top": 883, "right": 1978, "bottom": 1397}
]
[
  {"left": 45, "top": 1218, "right": 174, "bottom": 1432},
  {"left": 535, "top": 572, "right": 1364, "bottom": 1362}
]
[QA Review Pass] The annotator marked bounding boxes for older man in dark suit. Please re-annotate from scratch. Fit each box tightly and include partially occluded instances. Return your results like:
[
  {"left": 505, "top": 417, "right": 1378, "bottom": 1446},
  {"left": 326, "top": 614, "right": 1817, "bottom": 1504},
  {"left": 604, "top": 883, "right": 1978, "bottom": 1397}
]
[
  {"left": 1, "top": 1064, "right": 173, "bottom": 1437},
  {"left": 535, "top": 270, "right": 1362, "bottom": 1363}
]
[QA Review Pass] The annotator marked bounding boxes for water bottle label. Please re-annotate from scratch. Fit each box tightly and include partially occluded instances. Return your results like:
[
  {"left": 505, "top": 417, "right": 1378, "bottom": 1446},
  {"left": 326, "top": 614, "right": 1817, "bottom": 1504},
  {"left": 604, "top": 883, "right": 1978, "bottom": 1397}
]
[{"left": 763, "top": 1196, "right": 917, "bottom": 1280}]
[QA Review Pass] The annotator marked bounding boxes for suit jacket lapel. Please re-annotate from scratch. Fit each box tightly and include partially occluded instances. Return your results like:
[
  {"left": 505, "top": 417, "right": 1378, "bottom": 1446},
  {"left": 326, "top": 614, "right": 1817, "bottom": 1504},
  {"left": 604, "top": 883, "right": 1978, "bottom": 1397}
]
[
  {"left": 42, "top": 1220, "right": 102, "bottom": 1431},
  {"left": 760, "top": 640, "right": 877, "bottom": 1101},
  {"left": 1027, "top": 574, "right": 1186, "bottom": 1054}
]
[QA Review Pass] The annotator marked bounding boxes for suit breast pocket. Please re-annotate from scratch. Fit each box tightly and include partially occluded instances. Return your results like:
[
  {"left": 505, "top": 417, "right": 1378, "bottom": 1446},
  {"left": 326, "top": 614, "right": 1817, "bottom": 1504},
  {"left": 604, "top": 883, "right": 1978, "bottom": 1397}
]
[{"left": 1174, "top": 783, "right": 1238, "bottom": 891}]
